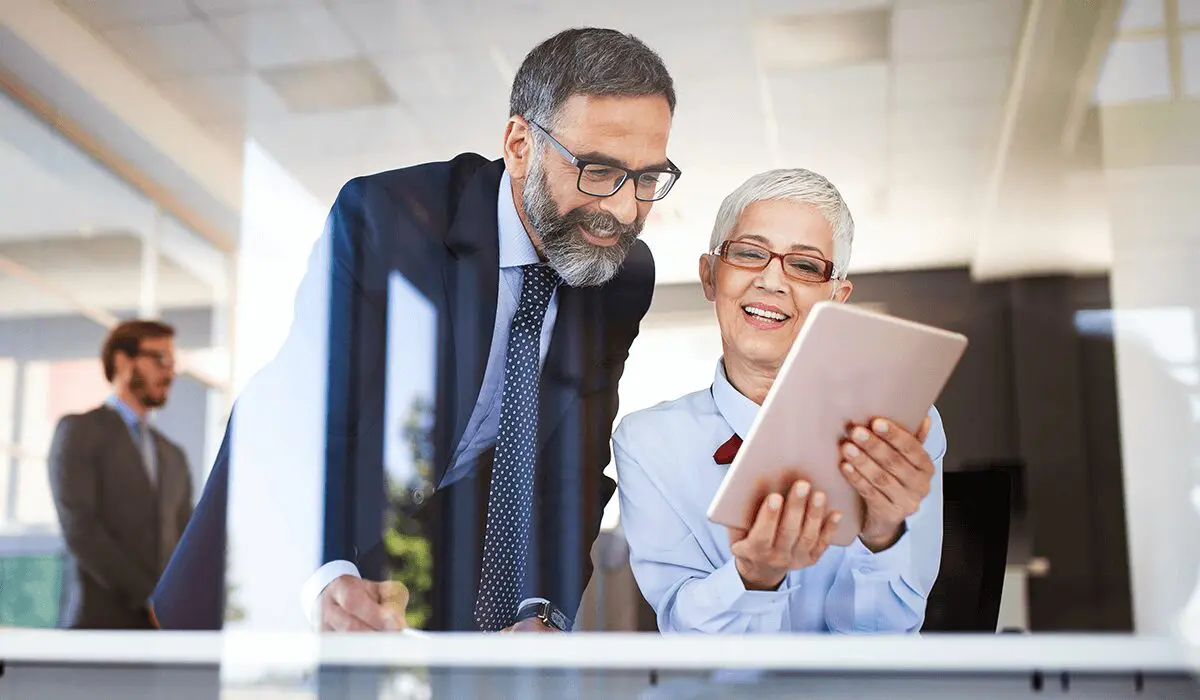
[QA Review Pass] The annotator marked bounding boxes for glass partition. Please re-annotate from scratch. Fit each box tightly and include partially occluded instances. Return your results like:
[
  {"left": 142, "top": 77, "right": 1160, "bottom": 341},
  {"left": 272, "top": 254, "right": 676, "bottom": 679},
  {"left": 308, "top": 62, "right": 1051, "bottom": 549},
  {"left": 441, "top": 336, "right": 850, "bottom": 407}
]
[{"left": 1, "top": 2, "right": 1199, "bottom": 691}]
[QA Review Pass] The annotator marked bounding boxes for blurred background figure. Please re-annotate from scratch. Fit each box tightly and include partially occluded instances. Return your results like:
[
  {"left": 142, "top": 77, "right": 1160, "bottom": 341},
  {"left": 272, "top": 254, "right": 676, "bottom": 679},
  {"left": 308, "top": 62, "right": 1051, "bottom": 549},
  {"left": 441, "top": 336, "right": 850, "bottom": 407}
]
[{"left": 47, "top": 320, "right": 193, "bottom": 629}]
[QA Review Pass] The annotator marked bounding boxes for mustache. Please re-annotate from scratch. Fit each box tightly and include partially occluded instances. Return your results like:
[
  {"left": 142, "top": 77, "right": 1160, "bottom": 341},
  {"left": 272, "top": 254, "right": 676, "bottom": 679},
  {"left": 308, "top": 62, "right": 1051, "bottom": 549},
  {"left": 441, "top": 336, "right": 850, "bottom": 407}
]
[{"left": 563, "top": 207, "right": 641, "bottom": 240}]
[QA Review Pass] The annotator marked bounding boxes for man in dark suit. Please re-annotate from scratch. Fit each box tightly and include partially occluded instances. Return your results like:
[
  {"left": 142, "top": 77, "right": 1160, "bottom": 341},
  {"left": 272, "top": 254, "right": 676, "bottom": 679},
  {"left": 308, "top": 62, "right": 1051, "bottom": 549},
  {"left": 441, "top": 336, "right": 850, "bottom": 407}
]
[
  {"left": 151, "top": 27, "right": 678, "bottom": 633},
  {"left": 49, "top": 320, "right": 194, "bottom": 629}
]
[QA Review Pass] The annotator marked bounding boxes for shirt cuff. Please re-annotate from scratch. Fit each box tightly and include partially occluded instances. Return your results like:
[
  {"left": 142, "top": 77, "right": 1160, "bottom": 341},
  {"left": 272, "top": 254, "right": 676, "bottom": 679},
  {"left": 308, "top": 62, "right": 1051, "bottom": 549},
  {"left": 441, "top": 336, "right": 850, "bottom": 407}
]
[
  {"left": 847, "top": 527, "right": 913, "bottom": 579},
  {"left": 710, "top": 558, "right": 797, "bottom": 614},
  {"left": 518, "top": 597, "right": 550, "bottom": 613},
  {"left": 300, "top": 560, "right": 361, "bottom": 628}
]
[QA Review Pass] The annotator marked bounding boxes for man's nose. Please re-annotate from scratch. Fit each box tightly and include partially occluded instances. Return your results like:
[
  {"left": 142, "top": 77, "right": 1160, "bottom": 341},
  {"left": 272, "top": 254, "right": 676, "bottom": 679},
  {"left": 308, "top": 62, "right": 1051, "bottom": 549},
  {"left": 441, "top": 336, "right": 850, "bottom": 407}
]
[{"left": 598, "top": 178, "right": 639, "bottom": 226}]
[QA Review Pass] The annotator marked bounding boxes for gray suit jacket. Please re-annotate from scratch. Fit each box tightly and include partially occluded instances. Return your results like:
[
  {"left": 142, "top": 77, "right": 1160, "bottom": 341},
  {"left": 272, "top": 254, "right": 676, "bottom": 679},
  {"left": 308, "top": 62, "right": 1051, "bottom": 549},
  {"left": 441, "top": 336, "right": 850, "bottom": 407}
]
[{"left": 48, "top": 405, "right": 194, "bottom": 629}]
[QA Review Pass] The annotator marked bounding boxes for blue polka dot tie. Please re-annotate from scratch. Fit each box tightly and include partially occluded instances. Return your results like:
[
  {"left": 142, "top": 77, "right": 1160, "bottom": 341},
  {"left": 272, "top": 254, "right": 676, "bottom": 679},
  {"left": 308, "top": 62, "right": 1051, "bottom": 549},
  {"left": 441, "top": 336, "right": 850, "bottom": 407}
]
[{"left": 474, "top": 263, "right": 561, "bottom": 631}]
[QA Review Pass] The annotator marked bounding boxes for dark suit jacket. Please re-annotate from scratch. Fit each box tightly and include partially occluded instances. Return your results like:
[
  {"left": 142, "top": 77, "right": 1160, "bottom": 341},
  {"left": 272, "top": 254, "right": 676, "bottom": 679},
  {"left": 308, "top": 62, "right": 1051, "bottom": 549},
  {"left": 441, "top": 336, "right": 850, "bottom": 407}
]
[
  {"left": 152, "top": 154, "right": 655, "bottom": 631},
  {"left": 48, "top": 405, "right": 193, "bottom": 629}
]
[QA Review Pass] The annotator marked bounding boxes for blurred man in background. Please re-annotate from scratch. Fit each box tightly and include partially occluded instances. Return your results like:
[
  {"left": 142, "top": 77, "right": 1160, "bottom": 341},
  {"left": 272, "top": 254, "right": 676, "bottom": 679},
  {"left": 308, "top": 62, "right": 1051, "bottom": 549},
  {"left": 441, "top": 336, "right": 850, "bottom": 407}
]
[
  {"left": 48, "top": 320, "right": 194, "bottom": 629},
  {"left": 153, "top": 27, "right": 679, "bottom": 634}
]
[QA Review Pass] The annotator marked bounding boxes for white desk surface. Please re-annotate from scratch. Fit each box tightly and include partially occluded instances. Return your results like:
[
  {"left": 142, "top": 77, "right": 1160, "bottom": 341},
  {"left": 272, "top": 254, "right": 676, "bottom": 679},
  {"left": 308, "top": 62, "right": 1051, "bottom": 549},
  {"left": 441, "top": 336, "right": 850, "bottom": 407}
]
[{"left": 0, "top": 631, "right": 1196, "bottom": 674}]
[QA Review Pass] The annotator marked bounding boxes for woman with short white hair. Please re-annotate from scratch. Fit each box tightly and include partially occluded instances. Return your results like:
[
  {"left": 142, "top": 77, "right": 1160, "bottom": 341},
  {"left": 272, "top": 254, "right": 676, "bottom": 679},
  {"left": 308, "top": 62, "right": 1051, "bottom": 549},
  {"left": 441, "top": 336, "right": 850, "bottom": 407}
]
[{"left": 614, "top": 168, "right": 945, "bottom": 634}]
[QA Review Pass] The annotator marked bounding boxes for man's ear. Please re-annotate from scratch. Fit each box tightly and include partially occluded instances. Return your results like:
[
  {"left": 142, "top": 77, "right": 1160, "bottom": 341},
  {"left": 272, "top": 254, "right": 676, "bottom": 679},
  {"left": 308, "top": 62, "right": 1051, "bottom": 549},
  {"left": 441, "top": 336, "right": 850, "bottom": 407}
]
[
  {"left": 502, "top": 117, "right": 533, "bottom": 180},
  {"left": 112, "top": 350, "right": 133, "bottom": 381},
  {"left": 699, "top": 254, "right": 717, "bottom": 302}
]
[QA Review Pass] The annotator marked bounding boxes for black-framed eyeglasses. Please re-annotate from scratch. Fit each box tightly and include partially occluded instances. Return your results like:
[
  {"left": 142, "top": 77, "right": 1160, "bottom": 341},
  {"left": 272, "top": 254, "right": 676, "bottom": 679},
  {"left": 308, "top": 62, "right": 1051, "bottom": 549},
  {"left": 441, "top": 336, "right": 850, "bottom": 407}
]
[
  {"left": 527, "top": 120, "right": 681, "bottom": 202},
  {"left": 714, "top": 239, "right": 836, "bottom": 283},
  {"left": 137, "top": 350, "right": 176, "bottom": 370}
]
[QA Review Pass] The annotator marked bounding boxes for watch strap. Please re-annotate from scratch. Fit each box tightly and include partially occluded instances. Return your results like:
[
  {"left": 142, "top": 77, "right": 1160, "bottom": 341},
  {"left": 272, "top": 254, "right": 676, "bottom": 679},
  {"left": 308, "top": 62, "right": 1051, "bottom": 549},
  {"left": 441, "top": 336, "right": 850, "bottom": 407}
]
[{"left": 514, "top": 601, "right": 571, "bottom": 632}]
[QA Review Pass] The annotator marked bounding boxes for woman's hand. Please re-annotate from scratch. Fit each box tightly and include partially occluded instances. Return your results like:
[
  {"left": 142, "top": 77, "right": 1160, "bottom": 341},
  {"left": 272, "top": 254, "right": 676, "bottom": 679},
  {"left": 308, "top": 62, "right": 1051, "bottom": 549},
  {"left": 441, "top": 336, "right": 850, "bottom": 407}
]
[{"left": 726, "top": 479, "right": 842, "bottom": 590}]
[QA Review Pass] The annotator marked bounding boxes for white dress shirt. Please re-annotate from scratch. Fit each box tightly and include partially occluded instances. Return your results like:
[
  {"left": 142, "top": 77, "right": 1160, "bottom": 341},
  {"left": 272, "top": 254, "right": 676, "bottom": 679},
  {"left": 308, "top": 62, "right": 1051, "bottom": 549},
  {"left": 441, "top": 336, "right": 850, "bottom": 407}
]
[
  {"left": 300, "top": 170, "right": 560, "bottom": 624},
  {"left": 613, "top": 361, "right": 945, "bottom": 634}
]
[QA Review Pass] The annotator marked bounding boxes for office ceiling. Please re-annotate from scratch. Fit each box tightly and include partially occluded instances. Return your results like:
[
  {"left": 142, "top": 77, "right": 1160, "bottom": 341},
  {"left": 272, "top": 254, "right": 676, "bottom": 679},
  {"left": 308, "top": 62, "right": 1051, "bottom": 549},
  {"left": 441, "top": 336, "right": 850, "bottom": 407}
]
[
  {"left": 2, "top": 0, "right": 1195, "bottom": 299},
  {"left": 48, "top": 0, "right": 1027, "bottom": 283}
]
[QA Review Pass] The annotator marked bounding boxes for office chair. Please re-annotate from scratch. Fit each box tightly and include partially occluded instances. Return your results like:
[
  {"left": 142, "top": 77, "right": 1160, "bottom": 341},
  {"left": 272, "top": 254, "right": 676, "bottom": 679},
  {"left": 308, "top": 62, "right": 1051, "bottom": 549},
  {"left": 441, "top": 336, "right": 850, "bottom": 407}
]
[{"left": 922, "top": 468, "right": 1013, "bottom": 632}]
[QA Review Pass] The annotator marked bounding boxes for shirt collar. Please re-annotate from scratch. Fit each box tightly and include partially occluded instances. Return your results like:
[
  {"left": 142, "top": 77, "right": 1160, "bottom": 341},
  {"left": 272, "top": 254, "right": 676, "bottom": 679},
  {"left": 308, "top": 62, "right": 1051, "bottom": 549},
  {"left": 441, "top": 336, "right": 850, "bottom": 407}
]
[
  {"left": 497, "top": 170, "right": 540, "bottom": 269},
  {"left": 105, "top": 395, "right": 142, "bottom": 429},
  {"left": 711, "top": 360, "right": 759, "bottom": 439}
]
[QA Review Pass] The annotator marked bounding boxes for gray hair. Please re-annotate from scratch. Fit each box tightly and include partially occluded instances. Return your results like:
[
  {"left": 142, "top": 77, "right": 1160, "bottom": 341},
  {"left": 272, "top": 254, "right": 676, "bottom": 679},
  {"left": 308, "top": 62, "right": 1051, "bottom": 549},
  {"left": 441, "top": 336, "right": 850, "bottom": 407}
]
[
  {"left": 509, "top": 28, "right": 676, "bottom": 131},
  {"left": 709, "top": 169, "right": 855, "bottom": 278}
]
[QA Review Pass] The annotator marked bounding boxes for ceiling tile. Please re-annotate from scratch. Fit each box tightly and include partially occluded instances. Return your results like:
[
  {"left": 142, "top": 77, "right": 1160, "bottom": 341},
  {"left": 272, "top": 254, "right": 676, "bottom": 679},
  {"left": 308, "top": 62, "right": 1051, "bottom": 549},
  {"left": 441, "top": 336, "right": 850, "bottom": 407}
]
[
  {"left": 261, "top": 58, "right": 396, "bottom": 113},
  {"left": 155, "top": 72, "right": 290, "bottom": 125},
  {"left": 1094, "top": 37, "right": 1171, "bottom": 104},
  {"left": 892, "top": 0, "right": 1024, "bottom": 60},
  {"left": 373, "top": 49, "right": 509, "bottom": 103},
  {"left": 58, "top": 0, "right": 194, "bottom": 29},
  {"left": 476, "top": 11, "right": 614, "bottom": 60},
  {"left": 249, "top": 105, "right": 429, "bottom": 164},
  {"left": 890, "top": 105, "right": 998, "bottom": 150},
  {"left": 209, "top": 5, "right": 358, "bottom": 69},
  {"left": 102, "top": 20, "right": 243, "bottom": 81},
  {"left": 893, "top": 53, "right": 1012, "bottom": 106},
  {"left": 329, "top": 0, "right": 475, "bottom": 53}
]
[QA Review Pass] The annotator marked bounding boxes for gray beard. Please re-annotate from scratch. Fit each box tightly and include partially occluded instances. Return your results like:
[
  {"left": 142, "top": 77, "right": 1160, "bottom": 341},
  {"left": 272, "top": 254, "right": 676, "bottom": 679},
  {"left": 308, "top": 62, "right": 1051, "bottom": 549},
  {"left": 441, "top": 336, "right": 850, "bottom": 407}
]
[{"left": 522, "top": 153, "right": 644, "bottom": 287}]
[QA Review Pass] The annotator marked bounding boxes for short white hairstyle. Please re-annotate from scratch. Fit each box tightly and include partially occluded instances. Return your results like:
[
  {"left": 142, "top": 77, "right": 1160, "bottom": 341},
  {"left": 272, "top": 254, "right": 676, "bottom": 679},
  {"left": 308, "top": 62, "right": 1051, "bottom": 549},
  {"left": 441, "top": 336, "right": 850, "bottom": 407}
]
[{"left": 708, "top": 168, "right": 855, "bottom": 278}]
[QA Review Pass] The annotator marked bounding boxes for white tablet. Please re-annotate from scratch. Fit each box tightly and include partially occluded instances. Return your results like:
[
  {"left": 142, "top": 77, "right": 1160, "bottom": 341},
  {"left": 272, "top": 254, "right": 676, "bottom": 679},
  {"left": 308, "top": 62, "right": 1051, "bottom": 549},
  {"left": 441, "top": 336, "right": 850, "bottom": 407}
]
[{"left": 706, "top": 301, "right": 968, "bottom": 546}]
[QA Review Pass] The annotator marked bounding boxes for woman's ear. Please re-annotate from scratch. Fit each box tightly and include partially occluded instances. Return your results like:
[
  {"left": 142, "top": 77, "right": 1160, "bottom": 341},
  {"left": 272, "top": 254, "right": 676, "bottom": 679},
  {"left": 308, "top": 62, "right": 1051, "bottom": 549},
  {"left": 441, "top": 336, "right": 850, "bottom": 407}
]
[
  {"left": 699, "top": 254, "right": 717, "bottom": 302},
  {"left": 831, "top": 278, "right": 854, "bottom": 303}
]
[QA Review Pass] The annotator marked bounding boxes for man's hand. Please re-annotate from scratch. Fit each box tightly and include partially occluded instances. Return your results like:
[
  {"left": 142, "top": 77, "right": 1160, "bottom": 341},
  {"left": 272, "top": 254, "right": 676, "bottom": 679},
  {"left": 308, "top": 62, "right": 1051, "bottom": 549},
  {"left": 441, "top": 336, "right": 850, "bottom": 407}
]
[
  {"left": 500, "top": 618, "right": 561, "bottom": 633},
  {"left": 840, "top": 416, "right": 934, "bottom": 551},
  {"left": 318, "top": 575, "right": 409, "bottom": 632},
  {"left": 726, "top": 479, "right": 842, "bottom": 590}
]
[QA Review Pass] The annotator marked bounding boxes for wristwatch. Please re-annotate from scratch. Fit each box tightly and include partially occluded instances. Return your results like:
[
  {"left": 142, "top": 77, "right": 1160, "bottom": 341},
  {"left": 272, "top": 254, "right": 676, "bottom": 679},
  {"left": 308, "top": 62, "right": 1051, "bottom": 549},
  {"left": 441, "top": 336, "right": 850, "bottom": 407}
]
[{"left": 513, "top": 600, "right": 572, "bottom": 632}]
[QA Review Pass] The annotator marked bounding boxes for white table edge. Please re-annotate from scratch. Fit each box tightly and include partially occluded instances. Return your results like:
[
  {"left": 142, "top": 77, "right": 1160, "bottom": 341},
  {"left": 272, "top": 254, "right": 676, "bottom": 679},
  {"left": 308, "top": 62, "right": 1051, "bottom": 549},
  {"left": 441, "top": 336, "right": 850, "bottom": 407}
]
[{"left": 0, "top": 631, "right": 1196, "bottom": 674}]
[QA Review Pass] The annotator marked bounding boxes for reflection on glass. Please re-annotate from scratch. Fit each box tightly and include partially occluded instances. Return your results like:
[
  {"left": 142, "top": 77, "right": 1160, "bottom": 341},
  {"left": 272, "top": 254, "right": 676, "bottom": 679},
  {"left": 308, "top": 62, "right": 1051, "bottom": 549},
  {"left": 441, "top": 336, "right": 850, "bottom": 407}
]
[
  {"left": 223, "top": 139, "right": 329, "bottom": 632},
  {"left": 0, "top": 86, "right": 233, "bottom": 632},
  {"left": 383, "top": 271, "right": 438, "bottom": 628}
]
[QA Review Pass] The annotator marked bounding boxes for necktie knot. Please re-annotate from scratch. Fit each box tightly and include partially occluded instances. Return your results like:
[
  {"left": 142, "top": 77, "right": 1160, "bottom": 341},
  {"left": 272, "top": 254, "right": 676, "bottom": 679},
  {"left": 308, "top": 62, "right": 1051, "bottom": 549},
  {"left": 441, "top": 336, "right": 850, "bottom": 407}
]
[
  {"left": 521, "top": 263, "right": 560, "bottom": 303},
  {"left": 714, "top": 434, "right": 742, "bottom": 465}
]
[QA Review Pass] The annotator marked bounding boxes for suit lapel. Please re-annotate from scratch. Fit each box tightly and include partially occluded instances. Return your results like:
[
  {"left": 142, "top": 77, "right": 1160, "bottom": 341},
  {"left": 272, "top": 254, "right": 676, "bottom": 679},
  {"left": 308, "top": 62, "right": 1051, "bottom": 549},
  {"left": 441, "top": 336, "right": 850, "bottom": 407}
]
[
  {"left": 536, "top": 285, "right": 594, "bottom": 454},
  {"left": 151, "top": 432, "right": 171, "bottom": 499},
  {"left": 98, "top": 406, "right": 158, "bottom": 504},
  {"left": 442, "top": 160, "right": 504, "bottom": 476}
]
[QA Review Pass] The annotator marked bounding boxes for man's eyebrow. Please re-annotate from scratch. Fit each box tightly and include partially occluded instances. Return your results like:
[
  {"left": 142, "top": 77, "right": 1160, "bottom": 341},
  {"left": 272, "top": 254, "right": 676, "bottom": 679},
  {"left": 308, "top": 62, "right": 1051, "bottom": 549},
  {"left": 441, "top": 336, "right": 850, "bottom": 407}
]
[{"left": 574, "top": 150, "right": 672, "bottom": 171}]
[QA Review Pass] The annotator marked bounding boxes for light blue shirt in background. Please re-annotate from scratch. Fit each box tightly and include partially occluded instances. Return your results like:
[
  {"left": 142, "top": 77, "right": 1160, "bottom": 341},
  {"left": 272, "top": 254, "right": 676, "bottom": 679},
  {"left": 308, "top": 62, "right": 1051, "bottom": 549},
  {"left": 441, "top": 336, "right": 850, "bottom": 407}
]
[
  {"left": 613, "top": 362, "right": 945, "bottom": 634},
  {"left": 105, "top": 394, "right": 156, "bottom": 485}
]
